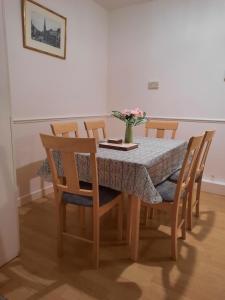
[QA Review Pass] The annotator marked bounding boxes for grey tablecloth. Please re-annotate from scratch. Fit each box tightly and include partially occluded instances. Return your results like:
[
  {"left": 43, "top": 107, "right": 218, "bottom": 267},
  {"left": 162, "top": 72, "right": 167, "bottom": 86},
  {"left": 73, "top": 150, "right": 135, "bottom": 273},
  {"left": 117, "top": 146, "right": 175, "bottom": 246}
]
[{"left": 38, "top": 137, "right": 187, "bottom": 204}]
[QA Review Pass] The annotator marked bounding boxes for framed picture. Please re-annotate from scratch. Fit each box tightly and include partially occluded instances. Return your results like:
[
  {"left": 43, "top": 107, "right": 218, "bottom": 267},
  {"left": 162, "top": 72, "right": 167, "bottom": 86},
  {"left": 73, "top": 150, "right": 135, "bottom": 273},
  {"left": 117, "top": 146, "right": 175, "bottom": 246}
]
[{"left": 22, "top": 0, "right": 67, "bottom": 59}]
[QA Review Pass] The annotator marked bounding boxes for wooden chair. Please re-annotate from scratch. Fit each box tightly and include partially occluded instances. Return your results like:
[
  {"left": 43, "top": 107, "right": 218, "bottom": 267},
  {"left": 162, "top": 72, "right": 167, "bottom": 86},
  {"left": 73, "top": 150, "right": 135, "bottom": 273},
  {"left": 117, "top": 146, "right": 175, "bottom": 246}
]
[
  {"left": 50, "top": 122, "right": 79, "bottom": 137},
  {"left": 40, "top": 134, "right": 123, "bottom": 268},
  {"left": 50, "top": 122, "right": 84, "bottom": 227},
  {"left": 145, "top": 120, "right": 179, "bottom": 139},
  {"left": 140, "top": 135, "right": 203, "bottom": 260},
  {"left": 84, "top": 120, "right": 107, "bottom": 142},
  {"left": 169, "top": 130, "right": 215, "bottom": 230},
  {"left": 143, "top": 120, "right": 179, "bottom": 223}
]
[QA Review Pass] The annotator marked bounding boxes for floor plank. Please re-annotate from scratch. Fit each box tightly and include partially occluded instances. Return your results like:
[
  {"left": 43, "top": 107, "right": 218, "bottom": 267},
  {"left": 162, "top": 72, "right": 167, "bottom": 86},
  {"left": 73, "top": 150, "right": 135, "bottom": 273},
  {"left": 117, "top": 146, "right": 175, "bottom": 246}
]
[{"left": 0, "top": 191, "right": 225, "bottom": 300}]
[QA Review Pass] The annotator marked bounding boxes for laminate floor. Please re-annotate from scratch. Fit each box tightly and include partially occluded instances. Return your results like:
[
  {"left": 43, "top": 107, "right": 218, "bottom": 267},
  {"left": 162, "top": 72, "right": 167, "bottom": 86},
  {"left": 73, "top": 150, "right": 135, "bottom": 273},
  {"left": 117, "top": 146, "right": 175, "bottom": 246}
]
[{"left": 0, "top": 191, "right": 225, "bottom": 300}]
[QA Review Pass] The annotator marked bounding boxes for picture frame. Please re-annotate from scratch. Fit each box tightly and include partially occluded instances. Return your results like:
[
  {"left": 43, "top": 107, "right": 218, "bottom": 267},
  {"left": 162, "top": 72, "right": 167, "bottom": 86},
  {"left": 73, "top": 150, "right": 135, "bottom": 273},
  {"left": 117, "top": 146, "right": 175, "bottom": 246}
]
[{"left": 22, "top": 0, "right": 67, "bottom": 59}]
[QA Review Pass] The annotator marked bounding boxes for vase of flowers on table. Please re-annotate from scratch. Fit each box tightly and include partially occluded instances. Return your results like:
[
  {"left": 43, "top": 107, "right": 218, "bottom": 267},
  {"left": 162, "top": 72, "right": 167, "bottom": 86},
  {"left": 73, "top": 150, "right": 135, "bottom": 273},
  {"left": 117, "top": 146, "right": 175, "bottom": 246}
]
[{"left": 112, "top": 108, "right": 148, "bottom": 143}]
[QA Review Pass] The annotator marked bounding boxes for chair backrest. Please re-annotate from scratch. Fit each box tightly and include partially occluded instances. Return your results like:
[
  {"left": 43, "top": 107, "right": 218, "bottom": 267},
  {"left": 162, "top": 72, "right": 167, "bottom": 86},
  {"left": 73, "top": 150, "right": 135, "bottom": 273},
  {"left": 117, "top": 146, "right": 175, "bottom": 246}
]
[
  {"left": 84, "top": 120, "right": 107, "bottom": 142},
  {"left": 174, "top": 135, "right": 204, "bottom": 208},
  {"left": 50, "top": 122, "right": 79, "bottom": 137},
  {"left": 40, "top": 134, "right": 99, "bottom": 207},
  {"left": 197, "top": 130, "right": 215, "bottom": 177},
  {"left": 145, "top": 120, "right": 178, "bottom": 139}
]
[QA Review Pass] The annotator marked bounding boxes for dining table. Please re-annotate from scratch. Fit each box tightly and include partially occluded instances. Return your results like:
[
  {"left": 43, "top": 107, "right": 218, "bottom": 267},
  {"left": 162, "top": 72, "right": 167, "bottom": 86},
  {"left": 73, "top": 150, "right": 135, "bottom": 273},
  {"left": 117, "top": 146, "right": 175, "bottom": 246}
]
[{"left": 38, "top": 137, "right": 187, "bottom": 261}]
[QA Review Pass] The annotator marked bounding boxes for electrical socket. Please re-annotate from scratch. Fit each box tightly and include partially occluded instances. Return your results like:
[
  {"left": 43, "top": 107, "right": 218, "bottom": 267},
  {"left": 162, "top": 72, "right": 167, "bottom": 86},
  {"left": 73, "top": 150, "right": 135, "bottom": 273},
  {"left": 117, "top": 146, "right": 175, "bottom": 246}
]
[{"left": 148, "top": 81, "right": 159, "bottom": 90}]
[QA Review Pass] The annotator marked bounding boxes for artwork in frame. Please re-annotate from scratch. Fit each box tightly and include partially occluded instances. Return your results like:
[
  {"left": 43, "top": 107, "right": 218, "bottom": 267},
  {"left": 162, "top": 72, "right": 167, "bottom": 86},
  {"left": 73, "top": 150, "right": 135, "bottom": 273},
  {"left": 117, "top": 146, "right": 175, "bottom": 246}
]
[{"left": 22, "top": 0, "right": 67, "bottom": 59}]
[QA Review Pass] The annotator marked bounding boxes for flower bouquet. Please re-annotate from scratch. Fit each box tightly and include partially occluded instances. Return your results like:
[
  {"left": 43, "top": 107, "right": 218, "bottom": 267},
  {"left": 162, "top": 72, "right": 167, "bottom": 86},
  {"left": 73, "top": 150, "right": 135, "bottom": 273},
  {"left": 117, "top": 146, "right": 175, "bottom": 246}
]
[{"left": 112, "top": 108, "right": 148, "bottom": 143}]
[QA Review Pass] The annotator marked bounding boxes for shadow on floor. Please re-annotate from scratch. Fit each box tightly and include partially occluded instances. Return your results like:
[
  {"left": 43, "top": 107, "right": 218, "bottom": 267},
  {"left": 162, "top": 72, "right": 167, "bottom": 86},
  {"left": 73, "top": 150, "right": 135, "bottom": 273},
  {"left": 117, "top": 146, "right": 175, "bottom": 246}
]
[{"left": 0, "top": 197, "right": 217, "bottom": 300}]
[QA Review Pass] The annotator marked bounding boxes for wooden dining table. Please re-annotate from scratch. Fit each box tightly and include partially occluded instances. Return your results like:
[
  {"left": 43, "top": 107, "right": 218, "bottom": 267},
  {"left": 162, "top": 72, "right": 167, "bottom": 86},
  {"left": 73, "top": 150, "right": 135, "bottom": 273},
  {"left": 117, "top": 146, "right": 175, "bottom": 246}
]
[{"left": 38, "top": 137, "right": 187, "bottom": 261}]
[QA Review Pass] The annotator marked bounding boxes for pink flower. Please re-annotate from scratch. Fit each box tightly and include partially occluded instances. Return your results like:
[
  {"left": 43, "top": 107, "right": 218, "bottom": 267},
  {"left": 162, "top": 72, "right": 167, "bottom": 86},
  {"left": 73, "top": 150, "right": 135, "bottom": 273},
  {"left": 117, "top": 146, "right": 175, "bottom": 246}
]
[
  {"left": 138, "top": 110, "right": 144, "bottom": 117},
  {"left": 122, "top": 109, "right": 131, "bottom": 116},
  {"left": 121, "top": 107, "right": 144, "bottom": 117},
  {"left": 130, "top": 107, "right": 142, "bottom": 116},
  {"left": 113, "top": 108, "right": 146, "bottom": 126},
  {"left": 130, "top": 108, "right": 136, "bottom": 115}
]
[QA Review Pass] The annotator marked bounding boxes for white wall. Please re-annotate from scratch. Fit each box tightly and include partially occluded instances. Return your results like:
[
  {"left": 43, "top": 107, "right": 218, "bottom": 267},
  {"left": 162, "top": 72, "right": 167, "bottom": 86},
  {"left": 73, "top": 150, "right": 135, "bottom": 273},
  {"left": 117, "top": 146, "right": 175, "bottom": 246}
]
[
  {"left": 0, "top": 0, "right": 20, "bottom": 266},
  {"left": 3, "top": 0, "right": 225, "bottom": 202},
  {"left": 109, "top": 0, "right": 225, "bottom": 117},
  {"left": 108, "top": 0, "right": 225, "bottom": 194},
  {"left": 5, "top": 0, "right": 109, "bottom": 119},
  {"left": 3, "top": 0, "right": 109, "bottom": 202}
]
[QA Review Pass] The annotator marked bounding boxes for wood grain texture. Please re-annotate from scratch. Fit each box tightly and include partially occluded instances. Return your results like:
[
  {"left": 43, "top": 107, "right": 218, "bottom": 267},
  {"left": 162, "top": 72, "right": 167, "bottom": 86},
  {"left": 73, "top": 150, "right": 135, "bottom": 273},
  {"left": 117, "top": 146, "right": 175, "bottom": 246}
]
[
  {"left": 0, "top": 191, "right": 225, "bottom": 299},
  {"left": 139, "top": 135, "right": 204, "bottom": 261},
  {"left": 40, "top": 134, "right": 122, "bottom": 268},
  {"left": 99, "top": 142, "right": 138, "bottom": 151},
  {"left": 84, "top": 120, "right": 107, "bottom": 142},
  {"left": 145, "top": 120, "right": 179, "bottom": 139},
  {"left": 169, "top": 131, "right": 216, "bottom": 231},
  {"left": 50, "top": 122, "right": 80, "bottom": 137}
]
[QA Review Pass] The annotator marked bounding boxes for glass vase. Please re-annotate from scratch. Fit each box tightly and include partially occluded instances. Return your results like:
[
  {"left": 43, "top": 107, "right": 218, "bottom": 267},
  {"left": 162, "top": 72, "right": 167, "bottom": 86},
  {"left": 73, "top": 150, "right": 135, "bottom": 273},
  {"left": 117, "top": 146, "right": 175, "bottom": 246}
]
[{"left": 124, "top": 124, "right": 133, "bottom": 143}]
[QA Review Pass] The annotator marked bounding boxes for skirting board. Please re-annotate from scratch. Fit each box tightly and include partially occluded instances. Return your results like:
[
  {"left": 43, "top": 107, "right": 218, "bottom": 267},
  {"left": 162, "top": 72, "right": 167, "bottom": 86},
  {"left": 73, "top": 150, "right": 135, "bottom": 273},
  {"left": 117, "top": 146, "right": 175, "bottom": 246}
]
[
  {"left": 18, "top": 185, "right": 53, "bottom": 207},
  {"left": 201, "top": 179, "right": 225, "bottom": 196},
  {"left": 18, "top": 178, "right": 225, "bottom": 207}
]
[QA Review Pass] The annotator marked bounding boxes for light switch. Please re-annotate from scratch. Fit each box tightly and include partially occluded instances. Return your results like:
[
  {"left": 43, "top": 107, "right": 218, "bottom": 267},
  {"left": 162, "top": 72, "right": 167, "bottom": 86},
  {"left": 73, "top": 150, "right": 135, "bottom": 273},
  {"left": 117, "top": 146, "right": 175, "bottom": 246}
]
[{"left": 148, "top": 81, "right": 159, "bottom": 90}]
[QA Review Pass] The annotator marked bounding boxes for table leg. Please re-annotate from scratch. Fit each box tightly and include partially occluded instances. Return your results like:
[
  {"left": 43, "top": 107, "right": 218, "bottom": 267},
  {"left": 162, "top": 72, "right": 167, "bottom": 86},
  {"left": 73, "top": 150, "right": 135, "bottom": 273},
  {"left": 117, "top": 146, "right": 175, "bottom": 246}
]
[{"left": 130, "top": 195, "right": 141, "bottom": 261}]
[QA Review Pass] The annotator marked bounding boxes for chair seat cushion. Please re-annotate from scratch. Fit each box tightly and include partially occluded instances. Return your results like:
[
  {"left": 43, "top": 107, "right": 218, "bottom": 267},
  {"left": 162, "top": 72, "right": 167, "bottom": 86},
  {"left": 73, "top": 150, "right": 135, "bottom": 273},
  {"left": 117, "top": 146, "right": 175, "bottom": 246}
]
[
  {"left": 156, "top": 180, "right": 177, "bottom": 202},
  {"left": 63, "top": 181, "right": 120, "bottom": 207},
  {"left": 169, "top": 168, "right": 202, "bottom": 183},
  {"left": 169, "top": 169, "right": 180, "bottom": 182}
]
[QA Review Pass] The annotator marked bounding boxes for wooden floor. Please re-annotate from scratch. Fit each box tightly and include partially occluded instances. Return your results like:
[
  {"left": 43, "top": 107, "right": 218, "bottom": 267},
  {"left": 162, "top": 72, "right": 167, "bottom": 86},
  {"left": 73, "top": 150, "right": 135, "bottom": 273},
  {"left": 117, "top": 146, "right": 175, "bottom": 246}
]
[{"left": 1, "top": 191, "right": 225, "bottom": 300}]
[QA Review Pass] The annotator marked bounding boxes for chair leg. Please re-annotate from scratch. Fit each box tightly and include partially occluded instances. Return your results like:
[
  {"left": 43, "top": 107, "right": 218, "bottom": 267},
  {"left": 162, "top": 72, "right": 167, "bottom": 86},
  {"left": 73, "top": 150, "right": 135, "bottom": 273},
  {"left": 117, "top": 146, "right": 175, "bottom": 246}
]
[
  {"left": 93, "top": 212, "right": 100, "bottom": 269},
  {"left": 149, "top": 208, "right": 154, "bottom": 219},
  {"left": 171, "top": 225, "right": 178, "bottom": 260},
  {"left": 196, "top": 178, "right": 202, "bottom": 218},
  {"left": 57, "top": 202, "right": 64, "bottom": 257},
  {"left": 142, "top": 206, "right": 149, "bottom": 225},
  {"left": 187, "top": 187, "right": 194, "bottom": 231},
  {"left": 63, "top": 204, "right": 66, "bottom": 232},
  {"left": 117, "top": 200, "right": 123, "bottom": 241},
  {"left": 171, "top": 210, "right": 178, "bottom": 260},
  {"left": 181, "top": 196, "right": 187, "bottom": 240}
]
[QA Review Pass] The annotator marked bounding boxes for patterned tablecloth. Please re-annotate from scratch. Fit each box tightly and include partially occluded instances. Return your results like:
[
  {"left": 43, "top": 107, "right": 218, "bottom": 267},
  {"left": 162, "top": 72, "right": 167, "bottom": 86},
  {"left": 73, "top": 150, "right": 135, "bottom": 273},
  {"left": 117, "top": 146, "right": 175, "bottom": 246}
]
[{"left": 38, "top": 137, "right": 187, "bottom": 204}]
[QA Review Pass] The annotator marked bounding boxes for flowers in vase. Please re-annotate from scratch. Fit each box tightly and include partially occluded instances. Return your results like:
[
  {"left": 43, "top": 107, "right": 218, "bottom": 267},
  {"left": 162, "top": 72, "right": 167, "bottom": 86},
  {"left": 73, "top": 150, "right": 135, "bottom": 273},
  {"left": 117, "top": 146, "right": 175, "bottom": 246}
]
[{"left": 112, "top": 108, "right": 148, "bottom": 126}]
